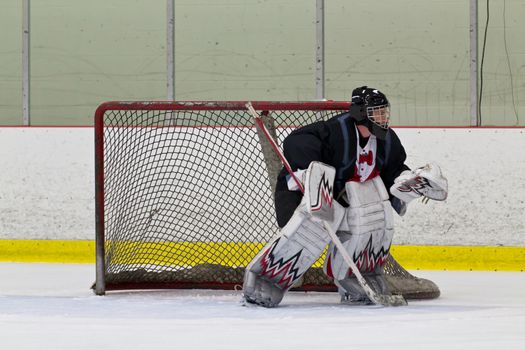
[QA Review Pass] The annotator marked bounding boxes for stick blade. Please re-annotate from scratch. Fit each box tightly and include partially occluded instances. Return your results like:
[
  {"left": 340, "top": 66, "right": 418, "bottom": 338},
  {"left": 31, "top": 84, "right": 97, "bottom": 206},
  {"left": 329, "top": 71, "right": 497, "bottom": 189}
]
[
  {"left": 359, "top": 277, "right": 408, "bottom": 306},
  {"left": 375, "top": 293, "right": 408, "bottom": 307}
]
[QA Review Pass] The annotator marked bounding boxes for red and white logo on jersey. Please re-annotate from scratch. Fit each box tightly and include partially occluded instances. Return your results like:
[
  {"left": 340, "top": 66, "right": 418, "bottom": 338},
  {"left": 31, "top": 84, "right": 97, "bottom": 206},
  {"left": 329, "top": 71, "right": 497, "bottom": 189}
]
[{"left": 350, "top": 133, "right": 379, "bottom": 183}]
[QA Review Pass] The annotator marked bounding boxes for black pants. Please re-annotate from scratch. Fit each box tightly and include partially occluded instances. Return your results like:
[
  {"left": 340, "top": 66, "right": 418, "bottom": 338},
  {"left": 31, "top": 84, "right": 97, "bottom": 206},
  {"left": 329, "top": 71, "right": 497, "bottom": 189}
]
[{"left": 274, "top": 189, "right": 302, "bottom": 228}]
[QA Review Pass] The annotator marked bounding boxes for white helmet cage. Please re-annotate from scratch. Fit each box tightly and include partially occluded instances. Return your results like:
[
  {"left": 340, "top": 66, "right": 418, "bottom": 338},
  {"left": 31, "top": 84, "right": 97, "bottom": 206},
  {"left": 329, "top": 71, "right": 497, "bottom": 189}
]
[{"left": 366, "top": 103, "right": 390, "bottom": 129}]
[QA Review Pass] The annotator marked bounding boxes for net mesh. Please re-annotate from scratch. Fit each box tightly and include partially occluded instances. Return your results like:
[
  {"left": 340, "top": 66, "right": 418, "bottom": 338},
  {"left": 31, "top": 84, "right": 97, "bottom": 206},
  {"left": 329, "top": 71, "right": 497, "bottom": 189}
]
[{"left": 95, "top": 101, "right": 439, "bottom": 299}]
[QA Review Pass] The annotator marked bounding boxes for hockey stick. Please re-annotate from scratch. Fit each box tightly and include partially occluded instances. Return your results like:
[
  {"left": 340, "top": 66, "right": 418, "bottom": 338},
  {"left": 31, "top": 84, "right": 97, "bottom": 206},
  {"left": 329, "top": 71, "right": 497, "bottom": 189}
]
[{"left": 246, "top": 102, "right": 407, "bottom": 307}]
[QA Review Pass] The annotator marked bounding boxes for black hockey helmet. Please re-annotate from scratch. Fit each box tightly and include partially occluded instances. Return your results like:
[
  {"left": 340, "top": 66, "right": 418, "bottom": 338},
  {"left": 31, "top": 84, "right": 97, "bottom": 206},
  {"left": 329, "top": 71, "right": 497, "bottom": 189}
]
[{"left": 349, "top": 86, "right": 390, "bottom": 139}]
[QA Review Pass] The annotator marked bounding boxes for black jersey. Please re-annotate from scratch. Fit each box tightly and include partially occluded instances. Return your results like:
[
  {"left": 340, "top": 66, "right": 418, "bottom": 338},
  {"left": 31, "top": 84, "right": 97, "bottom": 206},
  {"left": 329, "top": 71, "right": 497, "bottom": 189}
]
[{"left": 274, "top": 112, "right": 409, "bottom": 227}]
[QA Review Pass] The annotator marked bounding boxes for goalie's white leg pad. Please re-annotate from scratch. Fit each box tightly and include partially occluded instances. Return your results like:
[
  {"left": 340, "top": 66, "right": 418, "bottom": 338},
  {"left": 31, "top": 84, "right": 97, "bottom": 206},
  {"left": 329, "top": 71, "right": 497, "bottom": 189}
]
[
  {"left": 346, "top": 176, "right": 390, "bottom": 207},
  {"left": 243, "top": 211, "right": 328, "bottom": 307},
  {"left": 304, "top": 161, "right": 337, "bottom": 222},
  {"left": 245, "top": 208, "right": 329, "bottom": 290},
  {"left": 243, "top": 207, "right": 344, "bottom": 307},
  {"left": 324, "top": 228, "right": 393, "bottom": 281},
  {"left": 323, "top": 177, "right": 394, "bottom": 281},
  {"left": 243, "top": 161, "right": 344, "bottom": 307}
]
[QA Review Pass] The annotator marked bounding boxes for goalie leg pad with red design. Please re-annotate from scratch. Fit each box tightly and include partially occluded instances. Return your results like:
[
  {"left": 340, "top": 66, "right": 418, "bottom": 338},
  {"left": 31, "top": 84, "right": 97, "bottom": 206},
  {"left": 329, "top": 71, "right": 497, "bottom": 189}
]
[
  {"left": 243, "top": 208, "right": 334, "bottom": 307},
  {"left": 304, "top": 161, "right": 337, "bottom": 222},
  {"left": 323, "top": 177, "right": 394, "bottom": 299},
  {"left": 243, "top": 162, "right": 344, "bottom": 307}
]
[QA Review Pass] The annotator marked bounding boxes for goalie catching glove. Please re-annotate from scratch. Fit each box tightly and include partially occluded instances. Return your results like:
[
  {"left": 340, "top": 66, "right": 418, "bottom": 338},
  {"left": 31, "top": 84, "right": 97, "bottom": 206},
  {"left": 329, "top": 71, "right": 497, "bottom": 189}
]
[{"left": 390, "top": 162, "right": 448, "bottom": 203}]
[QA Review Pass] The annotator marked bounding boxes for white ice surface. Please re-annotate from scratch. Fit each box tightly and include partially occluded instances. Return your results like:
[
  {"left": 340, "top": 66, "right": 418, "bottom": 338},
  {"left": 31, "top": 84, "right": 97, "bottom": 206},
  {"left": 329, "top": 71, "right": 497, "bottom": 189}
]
[{"left": 0, "top": 263, "right": 524, "bottom": 350}]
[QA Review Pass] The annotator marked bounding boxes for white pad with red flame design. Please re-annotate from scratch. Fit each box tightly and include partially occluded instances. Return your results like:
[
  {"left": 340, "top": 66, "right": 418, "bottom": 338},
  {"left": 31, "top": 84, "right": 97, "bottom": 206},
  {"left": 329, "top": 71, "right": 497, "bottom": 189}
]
[
  {"left": 304, "top": 161, "right": 337, "bottom": 222},
  {"left": 243, "top": 204, "right": 336, "bottom": 307},
  {"left": 242, "top": 162, "right": 344, "bottom": 307},
  {"left": 324, "top": 177, "right": 394, "bottom": 281}
]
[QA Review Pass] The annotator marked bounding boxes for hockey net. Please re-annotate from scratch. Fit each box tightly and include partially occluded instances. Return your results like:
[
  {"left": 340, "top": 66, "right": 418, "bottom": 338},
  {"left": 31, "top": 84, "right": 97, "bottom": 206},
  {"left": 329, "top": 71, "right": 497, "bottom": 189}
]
[{"left": 94, "top": 101, "right": 439, "bottom": 299}]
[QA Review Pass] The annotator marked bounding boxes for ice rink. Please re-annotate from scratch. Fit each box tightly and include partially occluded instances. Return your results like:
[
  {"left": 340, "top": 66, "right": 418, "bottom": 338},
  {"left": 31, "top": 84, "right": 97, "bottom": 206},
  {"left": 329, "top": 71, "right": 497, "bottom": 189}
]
[{"left": 0, "top": 263, "right": 524, "bottom": 350}]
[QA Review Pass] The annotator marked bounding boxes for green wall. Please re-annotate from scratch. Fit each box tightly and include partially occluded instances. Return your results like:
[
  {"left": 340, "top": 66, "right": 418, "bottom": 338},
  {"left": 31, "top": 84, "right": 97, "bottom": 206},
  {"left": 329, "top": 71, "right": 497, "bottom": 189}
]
[
  {"left": 30, "top": 0, "right": 166, "bottom": 125},
  {"left": 477, "top": 0, "right": 525, "bottom": 126},
  {"left": 0, "top": 0, "right": 523, "bottom": 126},
  {"left": 325, "top": 0, "right": 471, "bottom": 126},
  {"left": 0, "top": 0, "right": 22, "bottom": 125},
  {"left": 175, "top": 1, "right": 316, "bottom": 101}
]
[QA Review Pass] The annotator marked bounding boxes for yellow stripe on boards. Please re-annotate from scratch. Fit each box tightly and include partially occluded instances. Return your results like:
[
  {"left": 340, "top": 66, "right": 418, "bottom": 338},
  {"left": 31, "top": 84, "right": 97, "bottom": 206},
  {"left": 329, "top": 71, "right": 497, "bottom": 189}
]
[
  {"left": 0, "top": 240, "right": 95, "bottom": 263},
  {"left": 390, "top": 245, "right": 525, "bottom": 271},
  {"left": 0, "top": 240, "right": 523, "bottom": 271}
]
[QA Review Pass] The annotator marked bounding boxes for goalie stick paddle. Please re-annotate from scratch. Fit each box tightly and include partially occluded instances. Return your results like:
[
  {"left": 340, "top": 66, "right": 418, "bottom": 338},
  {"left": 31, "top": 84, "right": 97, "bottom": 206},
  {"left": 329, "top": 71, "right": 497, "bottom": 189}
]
[{"left": 246, "top": 102, "right": 407, "bottom": 307}]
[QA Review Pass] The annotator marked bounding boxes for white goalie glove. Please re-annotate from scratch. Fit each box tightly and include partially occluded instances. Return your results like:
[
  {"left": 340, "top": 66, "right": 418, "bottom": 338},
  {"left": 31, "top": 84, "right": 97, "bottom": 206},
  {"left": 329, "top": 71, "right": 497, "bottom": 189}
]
[{"left": 390, "top": 162, "right": 448, "bottom": 204}]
